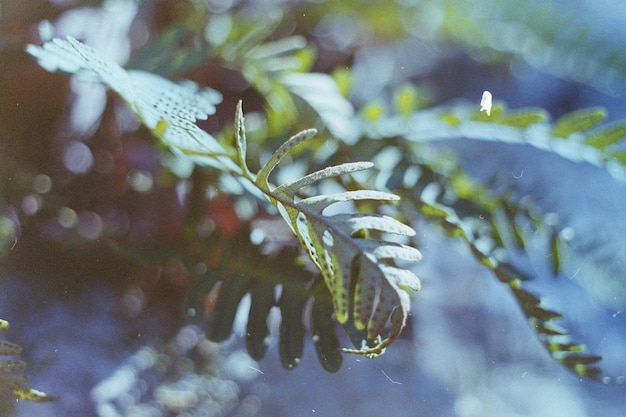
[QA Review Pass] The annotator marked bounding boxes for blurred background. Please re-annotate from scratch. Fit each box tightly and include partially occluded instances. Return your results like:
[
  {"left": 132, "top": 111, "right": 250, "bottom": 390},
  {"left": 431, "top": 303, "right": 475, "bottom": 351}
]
[{"left": 1, "top": 0, "right": 626, "bottom": 416}]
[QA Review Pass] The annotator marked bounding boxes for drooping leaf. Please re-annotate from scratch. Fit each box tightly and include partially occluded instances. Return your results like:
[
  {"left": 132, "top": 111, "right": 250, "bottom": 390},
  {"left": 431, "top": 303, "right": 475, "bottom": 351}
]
[
  {"left": 310, "top": 283, "right": 343, "bottom": 372},
  {"left": 245, "top": 280, "right": 276, "bottom": 361},
  {"left": 206, "top": 273, "right": 253, "bottom": 342},
  {"left": 278, "top": 286, "right": 308, "bottom": 370},
  {"left": 181, "top": 226, "right": 342, "bottom": 371}
]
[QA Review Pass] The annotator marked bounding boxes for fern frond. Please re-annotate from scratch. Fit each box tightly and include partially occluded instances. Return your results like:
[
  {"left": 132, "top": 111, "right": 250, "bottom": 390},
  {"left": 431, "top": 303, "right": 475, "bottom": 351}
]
[
  {"left": 27, "top": 38, "right": 422, "bottom": 364},
  {"left": 412, "top": 164, "right": 606, "bottom": 378},
  {"left": 552, "top": 108, "right": 607, "bottom": 138},
  {"left": 0, "top": 319, "right": 57, "bottom": 402},
  {"left": 202, "top": 11, "right": 354, "bottom": 139},
  {"left": 391, "top": 103, "right": 626, "bottom": 182},
  {"left": 182, "top": 227, "right": 343, "bottom": 372},
  {"left": 235, "top": 105, "right": 422, "bottom": 357},
  {"left": 357, "top": 138, "right": 611, "bottom": 379},
  {"left": 26, "top": 37, "right": 237, "bottom": 172}
]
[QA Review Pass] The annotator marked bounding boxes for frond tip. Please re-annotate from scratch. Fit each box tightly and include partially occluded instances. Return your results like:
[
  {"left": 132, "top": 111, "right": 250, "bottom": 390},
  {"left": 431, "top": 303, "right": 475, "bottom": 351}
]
[{"left": 236, "top": 107, "right": 422, "bottom": 357}]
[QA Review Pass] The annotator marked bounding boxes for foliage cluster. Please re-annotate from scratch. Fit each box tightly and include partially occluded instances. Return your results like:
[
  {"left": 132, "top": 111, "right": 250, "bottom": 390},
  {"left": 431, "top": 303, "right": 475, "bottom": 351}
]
[{"left": 2, "top": 1, "right": 626, "bottom": 397}]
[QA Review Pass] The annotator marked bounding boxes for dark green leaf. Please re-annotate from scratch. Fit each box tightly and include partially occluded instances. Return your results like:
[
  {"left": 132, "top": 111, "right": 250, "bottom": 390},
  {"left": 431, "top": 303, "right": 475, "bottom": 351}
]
[
  {"left": 207, "top": 274, "right": 253, "bottom": 342},
  {"left": 279, "top": 287, "right": 308, "bottom": 370},
  {"left": 310, "top": 287, "right": 342, "bottom": 372},
  {"left": 246, "top": 281, "right": 277, "bottom": 361}
]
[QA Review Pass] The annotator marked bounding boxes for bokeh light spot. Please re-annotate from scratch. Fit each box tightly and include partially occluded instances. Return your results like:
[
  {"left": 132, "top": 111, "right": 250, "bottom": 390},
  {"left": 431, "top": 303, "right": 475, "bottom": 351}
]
[
  {"left": 21, "top": 194, "right": 42, "bottom": 216},
  {"left": 63, "top": 141, "right": 94, "bottom": 174},
  {"left": 58, "top": 207, "right": 78, "bottom": 228},
  {"left": 33, "top": 174, "right": 52, "bottom": 194},
  {"left": 77, "top": 211, "right": 103, "bottom": 240},
  {"left": 128, "top": 169, "right": 154, "bottom": 193}
]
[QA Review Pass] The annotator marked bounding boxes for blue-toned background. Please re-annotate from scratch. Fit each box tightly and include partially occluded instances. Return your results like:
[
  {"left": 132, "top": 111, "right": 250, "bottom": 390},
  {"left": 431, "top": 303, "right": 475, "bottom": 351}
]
[{"left": 1, "top": 1, "right": 626, "bottom": 416}]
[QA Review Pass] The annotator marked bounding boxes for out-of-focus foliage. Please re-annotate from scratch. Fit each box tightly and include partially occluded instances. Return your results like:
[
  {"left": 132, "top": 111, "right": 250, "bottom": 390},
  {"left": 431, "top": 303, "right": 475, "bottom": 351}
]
[
  {"left": 0, "top": 319, "right": 57, "bottom": 402},
  {"left": 6, "top": 0, "right": 626, "bottom": 391},
  {"left": 90, "top": 325, "right": 264, "bottom": 416}
]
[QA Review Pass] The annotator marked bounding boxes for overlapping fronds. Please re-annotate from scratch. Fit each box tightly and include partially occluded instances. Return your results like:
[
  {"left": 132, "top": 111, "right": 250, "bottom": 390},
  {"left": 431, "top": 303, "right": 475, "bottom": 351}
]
[
  {"left": 355, "top": 95, "right": 626, "bottom": 379},
  {"left": 183, "top": 228, "right": 344, "bottom": 372},
  {"left": 25, "top": 31, "right": 626, "bottom": 381},
  {"left": 27, "top": 38, "right": 421, "bottom": 365},
  {"left": 219, "top": 13, "right": 354, "bottom": 139}
]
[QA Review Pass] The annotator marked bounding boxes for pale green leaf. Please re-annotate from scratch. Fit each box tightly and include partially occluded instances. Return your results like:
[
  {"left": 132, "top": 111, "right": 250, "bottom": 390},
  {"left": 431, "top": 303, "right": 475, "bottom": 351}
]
[
  {"left": 369, "top": 242, "right": 423, "bottom": 262},
  {"left": 12, "top": 387, "right": 58, "bottom": 402},
  {"left": 275, "top": 162, "right": 374, "bottom": 197},
  {"left": 552, "top": 107, "right": 607, "bottom": 138},
  {"left": 255, "top": 128, "right": 318, "bottom": 188},
  {"left": 329, "top": 214, "right": 417, "bottom": 237},
  {"left": 27, "top": 37, "right": 237, "bottom": 171},
  {"left": 298, "top": 190, "right": 399, "bottom": 213},
  {"left": 234, "top": 100, "right": 253, "bottom": 178},
  {"left": 279, "top": 72, "right": 356, "bottom": 141},
  {"left": 586, "top": 123, "right": 626, "bottom": 149}
]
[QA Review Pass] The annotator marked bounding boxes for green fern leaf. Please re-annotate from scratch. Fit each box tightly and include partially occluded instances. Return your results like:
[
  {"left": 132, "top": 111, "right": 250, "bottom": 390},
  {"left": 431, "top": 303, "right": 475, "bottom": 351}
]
[
  {"left": 206, "top": 274, "right": 253, "bottom": 343},
  {"left": 28, "top": 38, "right": 421, "bottom": 364},
  {"left": 474, "top": 106, "right": 549, "bottom": 128},
  {"left": 403, "top": 103, "right": 626, "bottom": 182},
  {"left": 552, "top": 107, "right": 607, "bottom": 138},
  {"left": 278, "top": 287, "right": 308, "bottom": 369},
  {"left": 391, "top": 156, "right": 609, "bottom": 379},
  {"left": 585, "top": 122, "right": 626, "bottom": 149},
  {"left": 245, "top": 280, "right": 276, "bottom": 361},
  {"left": 418, "top": 191, "right": 605, "bottom": 377}
]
